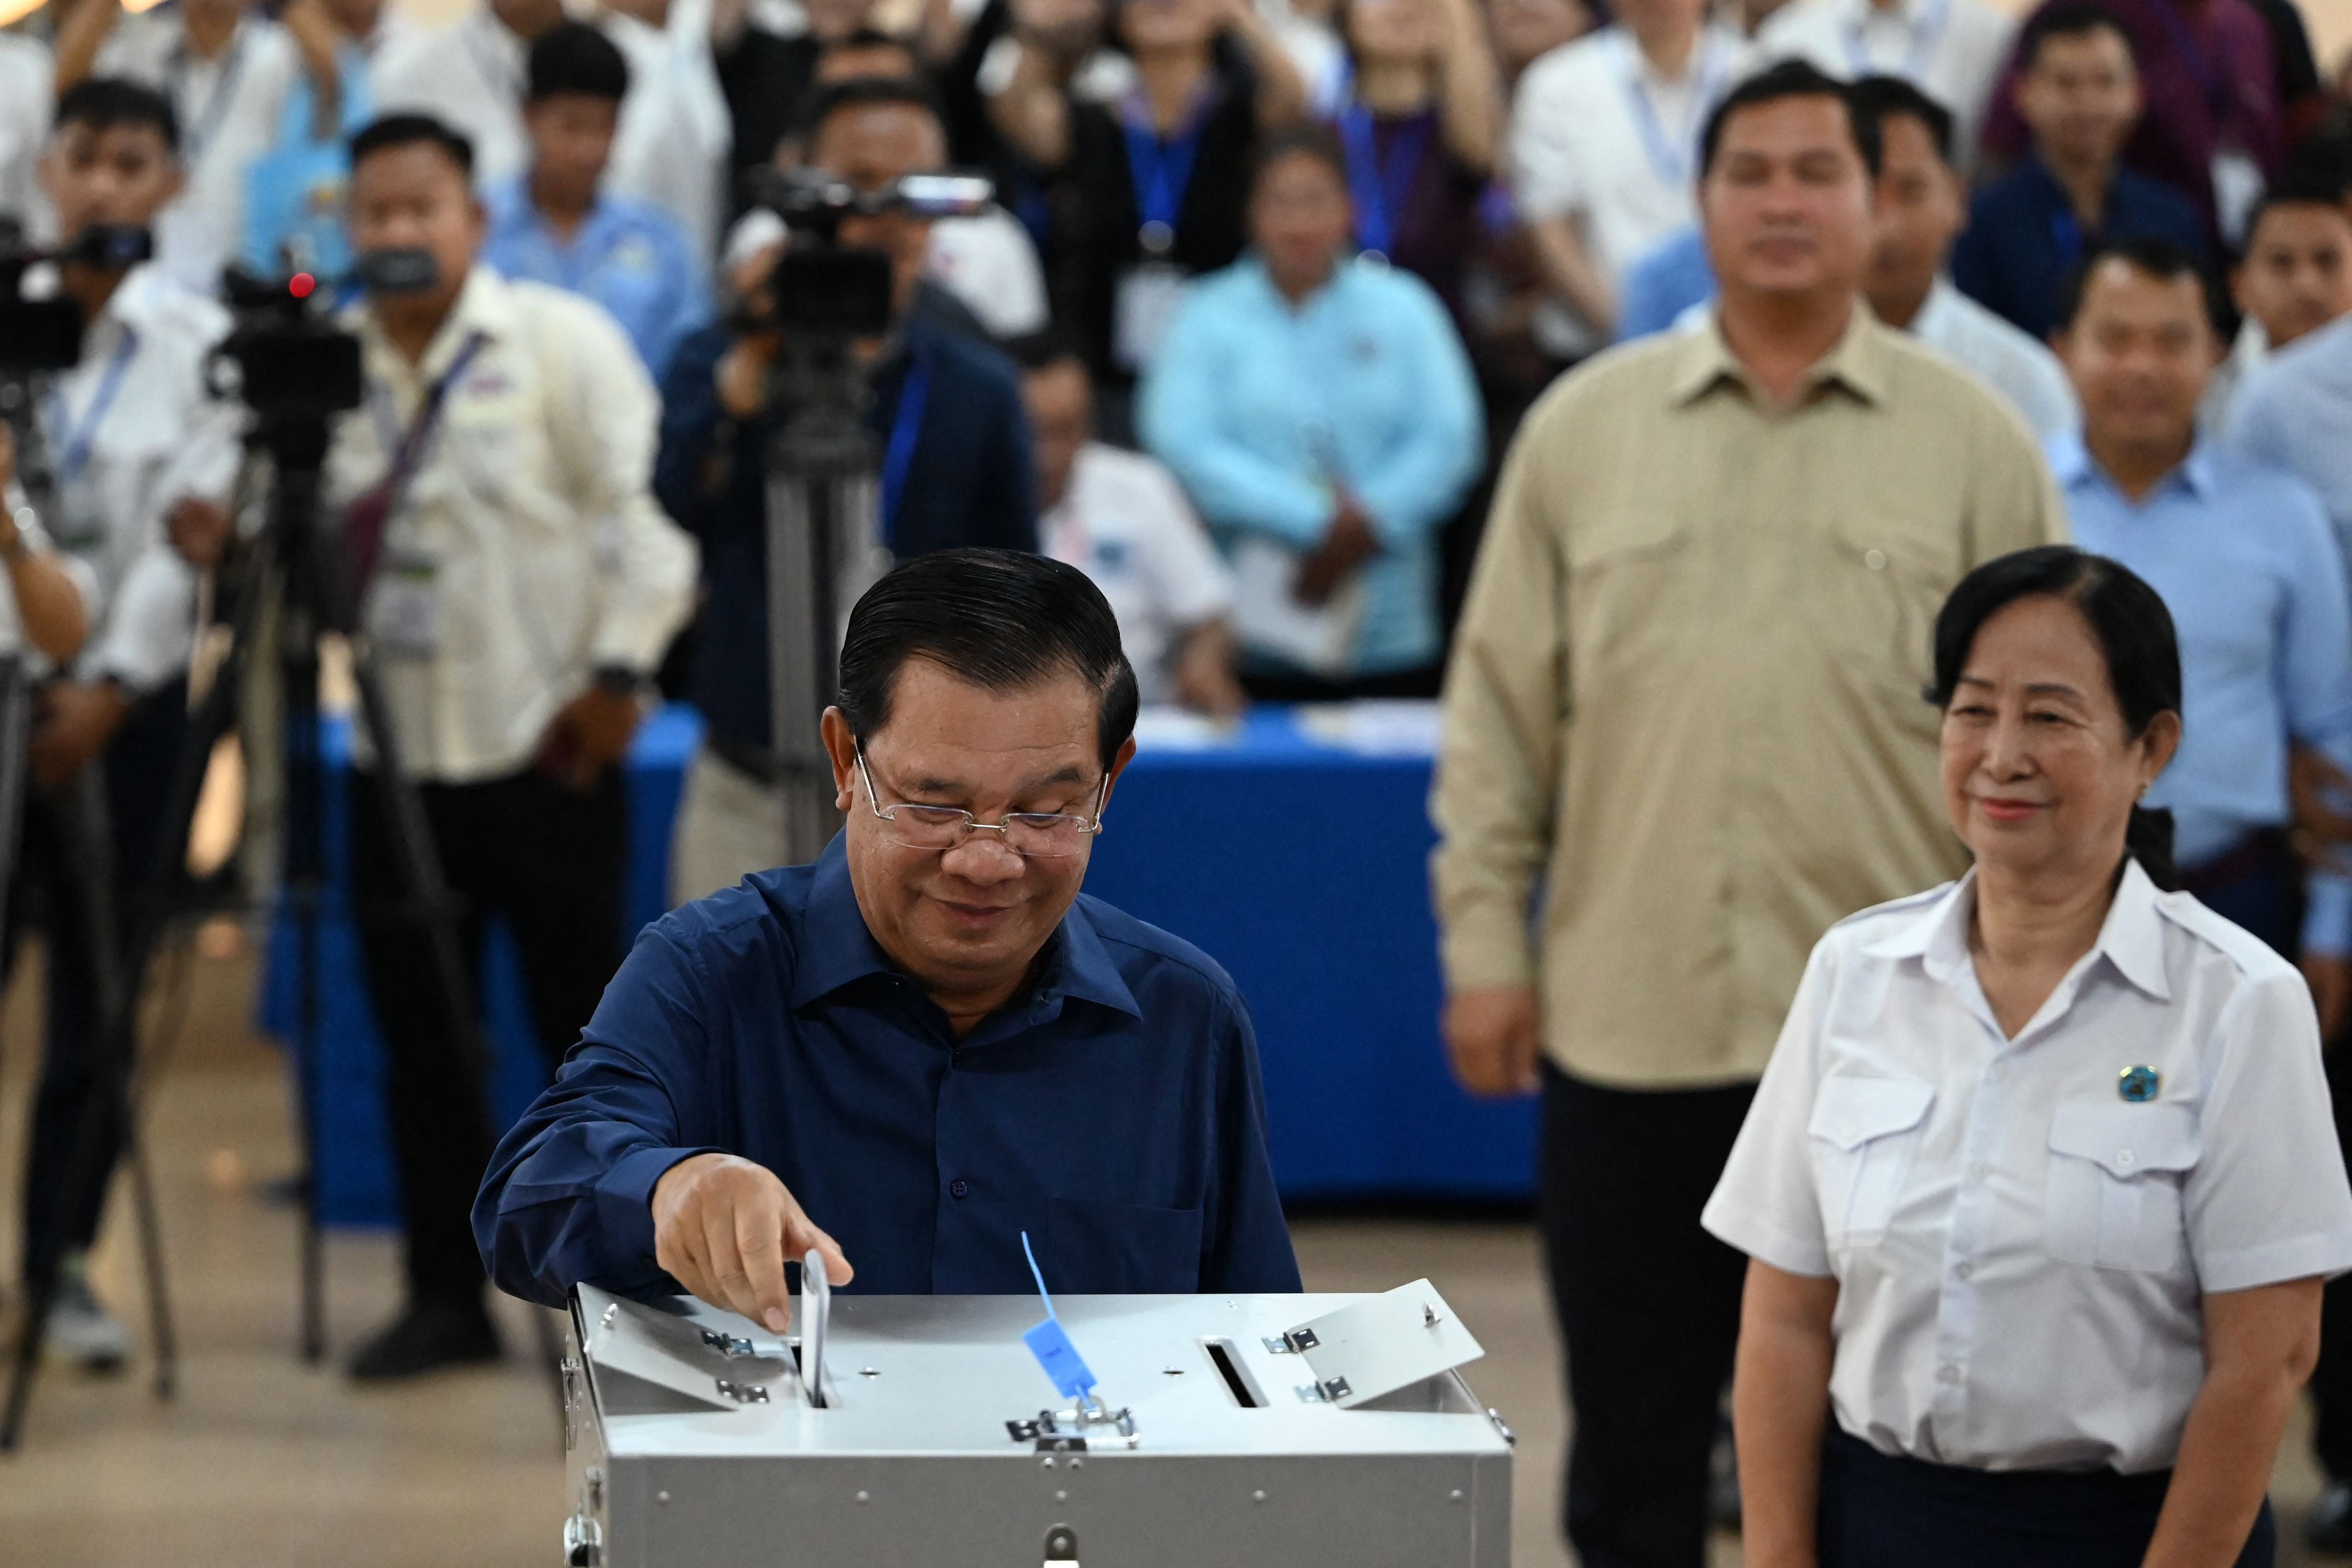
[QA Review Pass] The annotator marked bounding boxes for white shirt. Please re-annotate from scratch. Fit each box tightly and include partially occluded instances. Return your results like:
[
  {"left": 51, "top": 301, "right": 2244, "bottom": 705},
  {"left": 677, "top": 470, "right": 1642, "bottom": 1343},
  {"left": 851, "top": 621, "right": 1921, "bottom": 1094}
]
[
  {"left": 1703, "top": 863, "right": 2352, "bottom": 1477},
  {"left": 371, "top": 2, "right": 728, "bottom": 260},
  {"left": 0, "top": 33, "right": 54, "bottom": 243},
  {"left": 1909, "top": 278, "right": 2078, "bottom": 440},
  {"left": 325, "top": 266, "right": 698, "bottom": 781},
  {"left": 924, "top": 209, "right": 1049, "bottom": 339},
  {"left": 1758, "top": 0, "right": 2014, "bottom": 170},
  {"left": 39, "top": 264, "right": 240, "bottom": 690},
  {"left": 1511, "top": 24, "right": 1754, "bottom": 307},
  {"left": 1044, "top": 443, "right": 1232, "bottom": 707},
  {"left": 97, "top": 9, "right": 304, "bottom": 291}
]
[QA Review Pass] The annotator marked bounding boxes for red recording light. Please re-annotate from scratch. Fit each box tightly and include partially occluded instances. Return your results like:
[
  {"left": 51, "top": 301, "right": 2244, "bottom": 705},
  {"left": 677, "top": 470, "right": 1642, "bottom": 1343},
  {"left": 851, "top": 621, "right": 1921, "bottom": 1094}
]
[{"left": 288, "top": 272, "right": 317, "bottom": 299}]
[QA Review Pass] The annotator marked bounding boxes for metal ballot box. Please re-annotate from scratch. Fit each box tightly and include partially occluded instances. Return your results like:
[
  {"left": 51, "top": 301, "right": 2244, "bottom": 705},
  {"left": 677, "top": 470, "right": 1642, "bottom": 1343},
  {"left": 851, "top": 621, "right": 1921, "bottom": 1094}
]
[{"left": 560, "top": 1283, "right": 1514, "bottom": 1567}]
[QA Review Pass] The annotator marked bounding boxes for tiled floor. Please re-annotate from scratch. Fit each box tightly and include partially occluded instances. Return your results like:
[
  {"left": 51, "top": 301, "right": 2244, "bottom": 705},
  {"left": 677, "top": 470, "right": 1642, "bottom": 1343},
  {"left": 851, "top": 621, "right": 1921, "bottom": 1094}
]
[{"left": 0, "top": 933, "right": 2339, "bottom": 1566}]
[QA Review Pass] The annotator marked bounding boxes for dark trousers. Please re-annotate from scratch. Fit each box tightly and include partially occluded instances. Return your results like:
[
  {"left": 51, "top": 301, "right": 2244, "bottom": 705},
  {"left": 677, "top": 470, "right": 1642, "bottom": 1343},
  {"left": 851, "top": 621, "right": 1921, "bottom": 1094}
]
[
  {"left": 14, "top": 680, "right": 188, "bottom": 1285},
  {"left": 1539, "top": 1062, "right": 1756, "bottom": 1568},
  {"left": 349, "top": 764, "right": 625, "bottom": 1308},
  {"left": 1818, "top": 1426, "right": 2275, "bottom": 1568}
]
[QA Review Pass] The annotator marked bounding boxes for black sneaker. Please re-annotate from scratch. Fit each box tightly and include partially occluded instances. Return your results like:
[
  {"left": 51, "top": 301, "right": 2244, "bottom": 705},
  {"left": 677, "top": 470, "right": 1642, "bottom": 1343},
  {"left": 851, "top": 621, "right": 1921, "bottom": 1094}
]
[
  {"left": 2314, "top": 1481, "right": 2352, "bottom": 1555},
  {"left": 345, "top": 1299, "right": 502, "bottom": 1381}
]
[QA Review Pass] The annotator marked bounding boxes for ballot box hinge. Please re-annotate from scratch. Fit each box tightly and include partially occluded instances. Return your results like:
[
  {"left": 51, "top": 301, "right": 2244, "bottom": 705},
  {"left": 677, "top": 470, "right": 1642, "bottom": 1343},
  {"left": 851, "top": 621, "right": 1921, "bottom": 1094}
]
[
  {"left": 701, "top": 1330, "right": 761, "bottom": 1359},
  {"left": 714, "top": 1378, "right": 771, "bottom": 1404},
  {"left": 1260, "top": 1328, "right": 1321, "bottom": 1355},
  {"left": 1293, "top": 1376, "right": 1354, "bottom": 1404}
]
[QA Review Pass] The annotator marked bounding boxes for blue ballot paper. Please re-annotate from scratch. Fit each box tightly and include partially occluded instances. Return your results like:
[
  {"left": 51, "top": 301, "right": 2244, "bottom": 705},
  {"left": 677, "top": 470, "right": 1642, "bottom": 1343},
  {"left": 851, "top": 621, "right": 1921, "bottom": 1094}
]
[{"left": 1021, "top": 1231, "right": 1098, "bottom": 1400}]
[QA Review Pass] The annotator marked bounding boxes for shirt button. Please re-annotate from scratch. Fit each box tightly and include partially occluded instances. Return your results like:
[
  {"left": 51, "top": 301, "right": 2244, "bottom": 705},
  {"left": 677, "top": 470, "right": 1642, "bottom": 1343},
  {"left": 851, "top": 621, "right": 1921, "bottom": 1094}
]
[
  {"left": 2115, "top": 1150, "right": 2135, "bottom": 1170},
  {"left": 1863, "top": 548, "right": 1887, "bottom": 571},
  {"left": 1955, "top": 1262, "right": 1974, "bottom": 1281},
  {"left": 1938, "top": 1363, "right": 1963, "bottom": 1384},
  {"left": 949, "top": 1179, "right": 970, "bottom": 1199},
  {"left": 1969, "top": 1162, "right": 1991, "bottom": 1181}
]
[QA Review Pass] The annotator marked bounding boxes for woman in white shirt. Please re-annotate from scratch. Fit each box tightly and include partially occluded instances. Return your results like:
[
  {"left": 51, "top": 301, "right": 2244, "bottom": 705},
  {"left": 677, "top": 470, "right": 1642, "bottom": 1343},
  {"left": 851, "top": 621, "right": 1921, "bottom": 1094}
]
[{"left": 1703, "top": 545, "right": 2352, "bottom": 1568}]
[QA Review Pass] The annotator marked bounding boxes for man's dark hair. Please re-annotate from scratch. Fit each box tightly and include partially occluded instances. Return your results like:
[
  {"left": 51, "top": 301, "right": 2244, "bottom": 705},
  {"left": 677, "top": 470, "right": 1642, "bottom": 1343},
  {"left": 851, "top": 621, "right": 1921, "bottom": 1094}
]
[
  {"left": 822, "top": 26, "right": 919, "bottom": 59},
  {"left": 2055, "top": 233, "right": 2222, "bottom": 333},
  {"left": 2242, "top": 174, "right": 2352, "bottom": 246},
  {"left": 1927, "top": 546, "right": 2182, "bottom": 889},
  {"left": 1251, "top": 124, "right": 1351, "bottom": 192},
  {"left": 54, "top": 77, "right": 180, "bottom": 154},
  {"left": 802, "top": 76, "right": 949, "bottom": 146},
  {"left": 838, "top": 549, "right": 1139, "bottom": 771},
  {"left": 528, "top": 21, "right": 631, "bottom": 103},
  {"left": 1850, "top": 74, "right": 1955, "bottom": 168},
  {"left": 2016, "top": 1, "right": 2136, "bottom": 73},
  {"left": 350, "top": 113, "right": 477, "bottom": 180},
  {"left": 1697, "top": 59, "right": 1883, "bottom": 183},
  {"left": 1004, "top": 328, "right": 1087, "bottom": 373}
]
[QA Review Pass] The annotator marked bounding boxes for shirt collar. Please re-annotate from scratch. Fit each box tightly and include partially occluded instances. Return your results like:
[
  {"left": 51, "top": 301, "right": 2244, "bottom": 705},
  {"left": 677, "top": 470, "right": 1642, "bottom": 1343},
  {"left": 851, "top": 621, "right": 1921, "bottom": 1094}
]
[
  {"left": 1864, "top": 860, "right": 2173, "bottom": 1003},
  {"left": 1669, "top": 302, "right": 1889, "bottom": 408},
  {"left": 354, "top": 263, "right": 514, "bottom": 380},
  {"left": 2047, "top": 430, "right": 2216, "bottom": 502},
  {"left": 787, "top": 836, "right": 1143, "bottom": 1021}
]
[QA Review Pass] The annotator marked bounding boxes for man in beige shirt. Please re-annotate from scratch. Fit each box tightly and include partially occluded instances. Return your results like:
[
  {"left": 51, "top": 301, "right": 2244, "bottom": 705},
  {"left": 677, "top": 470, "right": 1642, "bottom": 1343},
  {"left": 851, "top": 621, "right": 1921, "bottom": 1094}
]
[{"left": 1433, "top": 59, "right": 2062, "bottom": 1568}]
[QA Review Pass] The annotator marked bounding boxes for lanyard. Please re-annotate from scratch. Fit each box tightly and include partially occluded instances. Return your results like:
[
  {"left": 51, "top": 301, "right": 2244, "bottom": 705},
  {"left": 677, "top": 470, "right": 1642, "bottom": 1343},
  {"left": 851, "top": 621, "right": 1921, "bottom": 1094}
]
[
  {"left": 2051, "top": 208, "right": 2085, "bottom": 272},
  {"left": 877, "top": 349, "right": 932, "bottom": 548},
  {"left": 45, "top": 328, "right": 141, "bottom": 490},
  {"left": 1621, "top": 33, "right": 1728, "bottom": 188},
  {"left": 1843, "top": 0, "right": 1950, "bottom": 81},
  {"left": 1337, "top": 104, "right": 1434, "bottom": 261},
  {"left": 1120, "top": 84, "right": 1215, "bottom": 252},
  {"left": 169, "top": 25, "right": 249, "bottom": 163},
  {"left": 363, "top": 333, "right": 492, "bottom": 508}
]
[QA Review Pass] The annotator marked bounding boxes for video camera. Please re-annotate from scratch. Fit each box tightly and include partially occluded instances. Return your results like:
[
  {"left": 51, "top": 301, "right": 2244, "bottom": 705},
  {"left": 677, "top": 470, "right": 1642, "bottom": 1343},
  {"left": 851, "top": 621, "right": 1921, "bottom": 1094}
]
[
  {"left": 212, "top": 247, "right": 440, "bottom": 421},
  {"left": 0, "top": 223, "right": 153, "bottom": 373},
  {"left": 740, "top": 168, "right": 993, "bottom": 339}
]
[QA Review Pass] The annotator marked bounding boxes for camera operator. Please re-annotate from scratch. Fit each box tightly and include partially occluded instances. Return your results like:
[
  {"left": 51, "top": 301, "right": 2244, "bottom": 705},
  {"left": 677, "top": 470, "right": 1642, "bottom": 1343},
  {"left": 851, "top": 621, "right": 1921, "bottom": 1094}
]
[
  {"left": 656, "top": 78, "right": 1038, "bottom": 904},
  {"left": 325, "top": 113, "right": 698, "bottom": 1379},
  {"left": 13, "top": 78, "right": 242, "bottom": 1372}
]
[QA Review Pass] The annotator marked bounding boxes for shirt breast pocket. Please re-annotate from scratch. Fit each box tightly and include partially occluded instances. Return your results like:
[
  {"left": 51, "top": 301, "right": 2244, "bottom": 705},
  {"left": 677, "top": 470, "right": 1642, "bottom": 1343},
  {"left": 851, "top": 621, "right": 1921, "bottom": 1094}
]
[
  {"left": 1044, "top": 1194, "right": 1204, "bottom": 1294},
  {"left": 2045, "top": 1101, "right": 2199, "bottom": 1273},
  {"left": 1807, "top": 1075, "right": 1935, "bottom": 1249}
]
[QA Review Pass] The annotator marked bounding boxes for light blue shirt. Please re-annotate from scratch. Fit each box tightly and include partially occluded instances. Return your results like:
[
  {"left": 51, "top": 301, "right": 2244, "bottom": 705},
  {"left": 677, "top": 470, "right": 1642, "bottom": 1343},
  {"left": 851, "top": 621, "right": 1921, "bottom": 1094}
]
[
  {"left": 2051, "top": 433, "right": 2352, "bottom": 955},
  {"left": 1137, "top": 254, "right": 1483, "bottom": 677},
  {"left": 481, "top": 175, "right": 708, "bottom": 379},
  {"left": 2228, "top": 312, "right": 2352, "bottom": 560},
  {"left": 1617, "top": 226, "right": 1713, "bottom": 342},
  {"left": 241, "top": 41, "right": 371, "bottom": 279}
]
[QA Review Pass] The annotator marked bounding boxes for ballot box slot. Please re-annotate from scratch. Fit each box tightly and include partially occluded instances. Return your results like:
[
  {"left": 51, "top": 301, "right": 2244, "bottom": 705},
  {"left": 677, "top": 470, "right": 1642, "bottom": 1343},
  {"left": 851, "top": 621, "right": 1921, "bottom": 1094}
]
[{"left": 1200, "top": 1338, "right": 1267, "bottom": 1408}]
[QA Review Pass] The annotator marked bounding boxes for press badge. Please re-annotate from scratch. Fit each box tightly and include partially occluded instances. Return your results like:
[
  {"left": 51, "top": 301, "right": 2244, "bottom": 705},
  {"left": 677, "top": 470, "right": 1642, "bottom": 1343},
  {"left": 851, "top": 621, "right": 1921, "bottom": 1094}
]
[
  {"left": 1113, "top": 263, "right": 1188, "bottom": 372},
  {"left": 371, "top": 550, "right": 443, "bottom": 659}
]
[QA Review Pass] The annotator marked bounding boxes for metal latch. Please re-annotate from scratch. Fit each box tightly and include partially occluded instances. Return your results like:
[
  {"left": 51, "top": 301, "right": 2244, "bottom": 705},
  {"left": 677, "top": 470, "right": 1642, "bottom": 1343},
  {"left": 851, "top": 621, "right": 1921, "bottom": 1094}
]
[
  {"left": 714, "top": 1378, "right": 770, "bottom": 1404},
  {"left": 1260, "top": 1328, "right": 1321, "bottom": 1355},
  {"left": 563, "top": 1513, "right": 604, "bottom": 1567},
  {"left": 701, "top": 1329, "right": 759, "bottom": 1359},
  {"left": 1293, "top": 1376, "right": 1353, "bottom": 1404},
  {"left": 1006, "top": 1402, "right": 1139, "bottom": 1452}
]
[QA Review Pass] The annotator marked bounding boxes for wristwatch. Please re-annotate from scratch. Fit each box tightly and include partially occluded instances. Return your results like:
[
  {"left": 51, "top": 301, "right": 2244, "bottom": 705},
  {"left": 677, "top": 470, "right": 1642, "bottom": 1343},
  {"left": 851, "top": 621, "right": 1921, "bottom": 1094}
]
[{"left": 593, "top": 664, "right": 652, "bottom": 699}]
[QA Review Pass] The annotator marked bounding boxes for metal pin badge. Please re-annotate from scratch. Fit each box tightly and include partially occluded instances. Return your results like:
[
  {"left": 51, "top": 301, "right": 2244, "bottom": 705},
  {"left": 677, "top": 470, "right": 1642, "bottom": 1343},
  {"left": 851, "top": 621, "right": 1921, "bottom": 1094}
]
[{"left": 2118, "top": 1065, "right": 2160, "bottom": 1103}]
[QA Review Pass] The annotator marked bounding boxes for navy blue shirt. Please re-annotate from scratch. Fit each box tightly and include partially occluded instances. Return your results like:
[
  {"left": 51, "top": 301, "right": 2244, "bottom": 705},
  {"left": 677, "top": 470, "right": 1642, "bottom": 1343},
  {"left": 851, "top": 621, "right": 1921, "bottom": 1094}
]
[
  {"left": 653, "top": 303, "right": 1039, "bottom": 751},
  {"left": 1951, "top": 157, "right": 2208, "bottom": 342},
  {"left": 473, "top": 837, "right": 1301, "bottom": 1305}
]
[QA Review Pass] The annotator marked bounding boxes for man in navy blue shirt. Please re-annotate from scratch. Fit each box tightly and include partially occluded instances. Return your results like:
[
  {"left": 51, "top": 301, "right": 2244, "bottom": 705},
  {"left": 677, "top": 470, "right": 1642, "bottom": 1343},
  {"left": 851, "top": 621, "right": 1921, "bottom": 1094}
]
[
  {"left": 475, "top": 549, "right": 1299, "bottom": 1317},
  {"left": 1950, "top": 3, "right": 2206, "bottom": 341},
  {"left": 658, "top": 77, "right": 1038, "bottom": 903}
]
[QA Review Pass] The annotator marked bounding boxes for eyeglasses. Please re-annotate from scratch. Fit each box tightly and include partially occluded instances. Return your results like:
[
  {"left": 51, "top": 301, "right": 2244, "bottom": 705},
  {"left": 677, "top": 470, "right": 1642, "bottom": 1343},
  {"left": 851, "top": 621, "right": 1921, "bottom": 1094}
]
[{"left": 854, "top": 745, "right": 1107, "bottom": 858}]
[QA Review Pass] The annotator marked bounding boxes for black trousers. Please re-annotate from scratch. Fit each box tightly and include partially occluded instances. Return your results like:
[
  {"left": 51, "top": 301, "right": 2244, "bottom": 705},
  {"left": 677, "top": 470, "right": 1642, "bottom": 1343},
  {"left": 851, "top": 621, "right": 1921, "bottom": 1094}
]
[
  {"left": 1539, "top": 1062, "right": 1756, "bottom": 1568},
  {"left": 14, "top": 680, "right": 188, "bottom": 1285},
  {"left": 1818, "top": 1427, "right": 2275, "bottom": 1568},
  {"left": 349, "top": 764, "right": 625, "bottom": 1307}
]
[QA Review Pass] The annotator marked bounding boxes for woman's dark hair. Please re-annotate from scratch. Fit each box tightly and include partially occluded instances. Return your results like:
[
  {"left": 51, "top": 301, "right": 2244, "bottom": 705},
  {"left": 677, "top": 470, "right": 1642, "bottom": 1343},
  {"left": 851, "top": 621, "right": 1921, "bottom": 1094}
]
[
  {"left": 838, "top": 548, "right": 1139, "bottom": 770},
  {"left": 1926, "top": 546, "right": 2184, "bottom": 890}
]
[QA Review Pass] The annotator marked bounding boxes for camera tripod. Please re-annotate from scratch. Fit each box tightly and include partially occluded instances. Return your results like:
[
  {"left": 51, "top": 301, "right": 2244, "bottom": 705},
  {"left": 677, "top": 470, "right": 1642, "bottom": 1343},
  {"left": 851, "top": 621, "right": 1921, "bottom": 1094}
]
[{"left": 0, "top": 389, "right": 495, "bottom": 1449}]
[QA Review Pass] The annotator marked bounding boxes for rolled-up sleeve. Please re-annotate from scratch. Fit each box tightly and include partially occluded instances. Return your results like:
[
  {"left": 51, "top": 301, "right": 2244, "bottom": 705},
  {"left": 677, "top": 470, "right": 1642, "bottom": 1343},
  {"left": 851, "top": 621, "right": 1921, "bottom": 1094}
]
[
  {"left": 473, "top": 926, "right": 727, "bottom": 1308},
  {"left": 2185, "top": 970, "right": 2352, "bottom": 1293},
  {"left": 1701, "top": 942, "right": 1837, "bottom": 1278}
]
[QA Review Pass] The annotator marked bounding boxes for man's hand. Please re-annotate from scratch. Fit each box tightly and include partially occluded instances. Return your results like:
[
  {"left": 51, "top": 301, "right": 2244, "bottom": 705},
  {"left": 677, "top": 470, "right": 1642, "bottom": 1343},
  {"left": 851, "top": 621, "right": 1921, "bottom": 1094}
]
[
  {"left": 714, "top": 335, "right": 779, "bottom": 419},
  {"left": 2305, "top": 954, "right": 2350, "bottom": 1043},
  {"left": 30, "top": 678, "right": 131, "bottom": 788},
  {"left": 1444, "top": 984, "right": 1542, "bottom": 1098},
  {"left": 537, "top": 684, "right": 645, "bottom": 789},
  {"left": 168, "top": 495, "right": 234, "bottom": 571},
  {"left": 2293, "top": 744, "right": 2352, "bottom": 860},
  {"left": 652, "top": 1153, "right": 853, "bottom": 1331},
  {"left": 1293, "top": 500, "right": 1380, "bottom": 607}
]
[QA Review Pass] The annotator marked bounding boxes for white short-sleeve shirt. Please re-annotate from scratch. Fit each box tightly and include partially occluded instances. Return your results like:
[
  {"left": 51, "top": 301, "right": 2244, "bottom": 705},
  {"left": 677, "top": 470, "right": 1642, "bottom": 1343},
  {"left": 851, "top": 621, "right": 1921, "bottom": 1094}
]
[
  {"left": 1757, "top": 0, "right": 2015, "bottom": 170},
  {"left": 1509, "top": 24, "right": 1753, "bottom": 298},
  {"left": 1044, "top": 443, "right": 1232, "bottom": 707},
  {"left": 1702, "top": 862, "right": 2352, "bottom": 1476},
  {"left": 0, "top": 34, "right": 54, "bottom": 243}
]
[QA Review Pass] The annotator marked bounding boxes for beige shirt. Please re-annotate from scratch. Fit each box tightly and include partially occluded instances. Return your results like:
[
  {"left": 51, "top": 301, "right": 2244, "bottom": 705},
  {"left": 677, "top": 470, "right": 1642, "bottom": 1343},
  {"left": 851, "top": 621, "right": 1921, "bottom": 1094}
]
[
  {"left": 1431, "top": 306, "right": 2066, "bottom": 1089},
  {"left": 326, "top": 266, "right": 699, "bottom": 783}
]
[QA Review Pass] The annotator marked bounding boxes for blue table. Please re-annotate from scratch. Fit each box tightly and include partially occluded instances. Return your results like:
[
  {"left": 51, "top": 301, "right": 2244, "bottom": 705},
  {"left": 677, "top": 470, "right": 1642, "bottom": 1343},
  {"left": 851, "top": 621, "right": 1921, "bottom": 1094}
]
[{"left": 260, "top": 705, "right": 1538, "bottom": 1227}]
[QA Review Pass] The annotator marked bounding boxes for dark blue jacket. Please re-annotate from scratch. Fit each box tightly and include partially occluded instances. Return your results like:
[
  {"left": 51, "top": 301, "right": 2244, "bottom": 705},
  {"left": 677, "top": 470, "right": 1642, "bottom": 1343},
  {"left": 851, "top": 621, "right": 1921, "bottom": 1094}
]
[{"left": 1951, "top": 157, "right": 2209, "bottom": 342}]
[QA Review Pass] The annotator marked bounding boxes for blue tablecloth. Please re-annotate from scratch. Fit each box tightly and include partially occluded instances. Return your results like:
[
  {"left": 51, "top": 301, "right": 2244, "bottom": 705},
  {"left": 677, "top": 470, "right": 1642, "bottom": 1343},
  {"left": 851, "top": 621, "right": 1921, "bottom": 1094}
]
[{"left": 260, "top": 705, "right": 1538, "bottom": 1227}]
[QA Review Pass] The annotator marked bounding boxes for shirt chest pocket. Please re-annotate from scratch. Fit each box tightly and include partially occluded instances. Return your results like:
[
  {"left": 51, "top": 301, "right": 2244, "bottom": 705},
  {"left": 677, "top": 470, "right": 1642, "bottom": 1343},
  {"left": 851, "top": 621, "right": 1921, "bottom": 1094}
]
[
  {"left": 1808, "top": 1075, "right": 1935, "bottom": 1249},
  {"left": 2045, "top": 1101, "right": 2199, "bottom": 1273}
]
